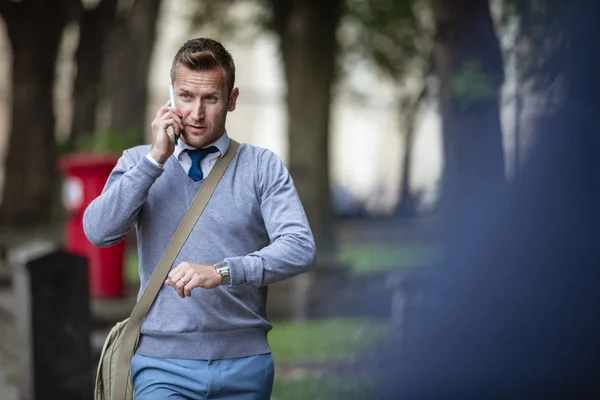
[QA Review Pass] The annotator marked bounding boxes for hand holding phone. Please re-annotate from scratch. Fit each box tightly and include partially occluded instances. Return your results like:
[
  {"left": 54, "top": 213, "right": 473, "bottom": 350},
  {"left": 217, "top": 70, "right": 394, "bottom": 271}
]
[
  {"left": 149, "top": 89, "right": 182, "bottom": 164},
  {"left": 169, "top": 84, "right": 179, "bottom": 145}
]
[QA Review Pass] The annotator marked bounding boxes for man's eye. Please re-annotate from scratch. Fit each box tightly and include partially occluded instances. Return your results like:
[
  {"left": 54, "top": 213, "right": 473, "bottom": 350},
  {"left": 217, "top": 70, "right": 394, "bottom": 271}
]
[{"left": 181, "top": 93, "right": 190, "bottom": 99}]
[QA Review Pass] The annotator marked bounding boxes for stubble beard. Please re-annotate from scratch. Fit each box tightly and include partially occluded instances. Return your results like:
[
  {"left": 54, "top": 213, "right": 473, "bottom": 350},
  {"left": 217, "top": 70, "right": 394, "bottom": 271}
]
[
  {"left": 180, "top": 103, "right": 229, "bottom": 149},
  {"left": 180, "top": 126, "right": 225, "bottom": 149}
]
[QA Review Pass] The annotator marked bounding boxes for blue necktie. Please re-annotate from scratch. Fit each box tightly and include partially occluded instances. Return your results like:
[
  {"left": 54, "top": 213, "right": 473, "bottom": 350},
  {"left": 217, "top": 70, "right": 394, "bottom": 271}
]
[{"left": 186, "top": 147, "right": 219, "bottom": 181}]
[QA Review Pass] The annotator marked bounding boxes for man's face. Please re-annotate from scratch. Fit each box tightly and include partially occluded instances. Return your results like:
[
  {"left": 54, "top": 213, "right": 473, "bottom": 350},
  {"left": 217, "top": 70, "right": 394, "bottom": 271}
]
[{"left": 173, "top": 65, "right": 239, "bottom": 148}]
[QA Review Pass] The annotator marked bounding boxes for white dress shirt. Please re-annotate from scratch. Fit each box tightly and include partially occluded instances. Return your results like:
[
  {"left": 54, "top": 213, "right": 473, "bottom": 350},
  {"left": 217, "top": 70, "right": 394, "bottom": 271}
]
[{"left": 146, "top": 132, "right": 231, "bottom": 178}]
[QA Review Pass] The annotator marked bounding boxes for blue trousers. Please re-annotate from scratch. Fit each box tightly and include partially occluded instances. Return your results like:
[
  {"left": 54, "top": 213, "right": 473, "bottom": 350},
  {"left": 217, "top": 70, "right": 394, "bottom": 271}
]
[{"left": 131, "top": 352, "right": 274, "bottom": 400}]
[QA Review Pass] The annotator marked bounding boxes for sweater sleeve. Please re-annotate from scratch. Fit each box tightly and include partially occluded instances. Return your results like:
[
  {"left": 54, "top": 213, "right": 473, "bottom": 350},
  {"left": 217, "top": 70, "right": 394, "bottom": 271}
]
[
  {"left": 83, "top": 149, "right": 164, "bottom": 247},
  {"left": 225, "top": 150, "right": 316, "bottom": 286}
]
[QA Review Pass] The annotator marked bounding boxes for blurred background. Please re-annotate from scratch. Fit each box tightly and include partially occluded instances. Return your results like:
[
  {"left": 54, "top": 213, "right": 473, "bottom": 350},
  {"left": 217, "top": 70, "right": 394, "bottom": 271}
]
[{"left": 0, "top": 0, "right": 599, "bottom": 399}]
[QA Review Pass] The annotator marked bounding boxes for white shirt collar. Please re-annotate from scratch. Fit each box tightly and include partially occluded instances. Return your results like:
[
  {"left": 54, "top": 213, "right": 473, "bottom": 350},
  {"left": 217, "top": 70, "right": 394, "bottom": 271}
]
[{"left": 174, "top": 131, "right": 230, "bottom": 159}]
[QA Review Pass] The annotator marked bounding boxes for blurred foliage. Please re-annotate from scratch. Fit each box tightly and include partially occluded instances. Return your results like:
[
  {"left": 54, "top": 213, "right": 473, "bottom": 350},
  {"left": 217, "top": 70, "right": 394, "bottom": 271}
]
[
  {"left": 338, "top": 242, "right": 441, "bottom": 274},
  {"left": 450, "top": 59, "right": 501, "bottom": 110},
  {"left": 341, "top": 0, "right": 428, "bottom": 80},
  {"left": 187, "top": 0, "right": 428, "bottom": 81},
  {"left": 269, "top": 317, "right": 389, "bottom": 363},
  {"left": 58, "top": 129, "right": 144, "bottom": 155},
  {"left": 188, "top": 0, "right": 270, "bottom": 43},
  {"left": 126, "top": 249, "right": 140, "bottom": 285},
  {"left": 273, "top": 377, "right": 384, "bottom": 400}
]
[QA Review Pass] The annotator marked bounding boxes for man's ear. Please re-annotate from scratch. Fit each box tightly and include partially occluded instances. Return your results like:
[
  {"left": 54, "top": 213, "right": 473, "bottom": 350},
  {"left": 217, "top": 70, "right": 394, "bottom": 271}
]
[{"left": 228, "top": 88, "right": 239, "bottom": 112}]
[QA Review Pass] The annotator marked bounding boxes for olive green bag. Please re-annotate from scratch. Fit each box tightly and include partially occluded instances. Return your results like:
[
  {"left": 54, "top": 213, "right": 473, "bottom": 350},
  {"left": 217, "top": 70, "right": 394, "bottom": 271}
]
[{"left": 94, "top": 140, "right": 240, "bottom": 400}]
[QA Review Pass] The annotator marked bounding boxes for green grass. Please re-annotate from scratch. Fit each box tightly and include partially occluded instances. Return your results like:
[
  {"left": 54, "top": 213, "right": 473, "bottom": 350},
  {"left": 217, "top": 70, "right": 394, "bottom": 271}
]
[
  {"left": 125, "top": 250, "right": 139, "bottom": 285},
  {"left": 272, "top": 378, "right": 384, "bottom": 400},
  {"left": 338, "top": 242, "right": 441, "bottom": 274},
  {"left": 269, "top": 317, "right": 389, "bottom": 364}
]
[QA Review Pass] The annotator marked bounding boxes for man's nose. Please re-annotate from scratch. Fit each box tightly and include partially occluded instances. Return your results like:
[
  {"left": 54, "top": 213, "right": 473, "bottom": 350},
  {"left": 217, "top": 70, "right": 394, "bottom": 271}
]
[{"left": 191, "top": 101, "right": 205, "bottom": 120}]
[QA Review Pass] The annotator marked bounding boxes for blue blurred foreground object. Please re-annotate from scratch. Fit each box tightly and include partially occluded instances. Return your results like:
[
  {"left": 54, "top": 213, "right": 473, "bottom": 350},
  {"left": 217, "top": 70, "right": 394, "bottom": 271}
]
[{"left": 382, "top": 2, "right": 600, "bottom": 398}]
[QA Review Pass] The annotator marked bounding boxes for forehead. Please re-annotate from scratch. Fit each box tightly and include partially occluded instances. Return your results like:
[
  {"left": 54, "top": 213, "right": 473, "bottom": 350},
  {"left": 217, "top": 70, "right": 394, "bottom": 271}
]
[{"left": 174, "top": 65, "right": 227, "bottom": 93}]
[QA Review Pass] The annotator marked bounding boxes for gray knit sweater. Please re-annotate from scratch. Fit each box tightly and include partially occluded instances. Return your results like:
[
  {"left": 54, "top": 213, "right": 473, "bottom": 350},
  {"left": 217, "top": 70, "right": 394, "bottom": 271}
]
[{"left": 83, "top": 142, "right": 316, "bottom": 360}]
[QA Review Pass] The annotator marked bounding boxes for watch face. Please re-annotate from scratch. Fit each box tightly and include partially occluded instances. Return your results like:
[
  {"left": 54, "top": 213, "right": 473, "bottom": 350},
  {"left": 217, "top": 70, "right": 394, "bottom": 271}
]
[{"left": 214, "top": 263, "right": 230, "bottom": 285}]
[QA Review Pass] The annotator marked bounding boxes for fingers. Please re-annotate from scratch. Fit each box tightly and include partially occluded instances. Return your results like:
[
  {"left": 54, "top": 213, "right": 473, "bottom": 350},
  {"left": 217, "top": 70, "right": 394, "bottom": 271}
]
[
  {"left": 166, "top": 263, "right": 196, "bottom": 298},
  {"left": 166, "top": 264, "right": 187, "bottom": 297},
  {"left": 150, "top": 100, "right": 186, "bottom": 162},
  {"left": 183, "top": 276, "right": 201, "bottom": 297},
  {"left": 158, "top": 110, "right": 184, "bottom": 131},
  {"left": 158, "top": 108, "right": 184, "bottom": 123},
  {"left": 161, "top": 116, "right": 184, "bottom": 135},
  {"left": 164, "top": 275, "right": 187, "bottom": 298},
  {"left": 150, "top": 111, "right": 182, "bottom": 154},
  {"left": 166, "top": 262, "right": 186, "bottom": 284},
  {"left": 155, "top": 100, "right": 169, "bottom": 117},
  {"left": 157, "top": 101, "right": 183, "bottom": 118},
  {"left": 165, "top": 263, "right": 220, "bottom": 298},
  {"left": 154, "top": 101, "right": 184, "bottom": 133},
  {"left": 176, "top": 275, "right": 189, "bottom": 298},
  {"left": 183, "top": 281, "right": 194, "bottom": 297}
]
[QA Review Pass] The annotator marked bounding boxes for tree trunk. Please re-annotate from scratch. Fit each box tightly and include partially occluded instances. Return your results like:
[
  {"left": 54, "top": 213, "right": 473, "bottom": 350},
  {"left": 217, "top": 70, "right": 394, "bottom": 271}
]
[
  {"left": 513, "top": 86, "right": 522, "bottom": 178},
  {"left": 69, "top": 0, "right": 119, "bottom": 145},
  {"left": 0, "top": 1, "right": 71, "bottom": 227},
  {"left": 396, "top": 86, "right": 428, "bottom": 217},
  {"left": 431, "top": 0, "right": 506, "bottom": 265},
  {"left": 105, "top": 0, "right": 162, "bottom": 136},
  {"left": 271, "top": 0, "right": 342, "bottom": 258}
]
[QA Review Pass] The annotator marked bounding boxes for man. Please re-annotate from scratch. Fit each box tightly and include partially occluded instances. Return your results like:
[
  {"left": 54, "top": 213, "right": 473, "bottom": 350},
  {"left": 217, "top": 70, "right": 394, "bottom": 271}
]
[{"left": 84, "top": 38, "right": 316, "bottom": 399}]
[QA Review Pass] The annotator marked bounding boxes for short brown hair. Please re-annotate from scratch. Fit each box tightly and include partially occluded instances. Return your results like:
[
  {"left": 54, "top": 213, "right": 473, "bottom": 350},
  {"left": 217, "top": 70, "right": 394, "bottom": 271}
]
[{"left": 170, "top": 38, "right": 236, "bottom": 94}]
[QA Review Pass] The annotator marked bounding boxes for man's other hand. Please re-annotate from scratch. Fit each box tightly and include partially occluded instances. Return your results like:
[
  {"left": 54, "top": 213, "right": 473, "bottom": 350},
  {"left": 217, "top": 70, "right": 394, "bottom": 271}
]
[{"left": 165, "top": 262, "right": 222, "bottom": 298}]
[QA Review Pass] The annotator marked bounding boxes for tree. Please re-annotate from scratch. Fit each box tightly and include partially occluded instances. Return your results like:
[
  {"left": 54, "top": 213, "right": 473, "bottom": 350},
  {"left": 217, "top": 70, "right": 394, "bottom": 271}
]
[
  {"left": 395, "top": 84, "right": 428, "bottom": 216},
  {"left": 69, "top": 0, "right": 119, "bottom": 145},
  {"left": 269, "top": 0, "right": 343, "bottom": 258},
  {"left": 105, "top": 0, "right": 163, "bottom": 138},
  {"left": 430, "top": 0, "right": 506, "bottom": 265},
  {"left": 500, "top": 0, "right": 572, "bottom": 178},
  {"left": 0, "top": 0, "right": 76, "bottom": 226}
]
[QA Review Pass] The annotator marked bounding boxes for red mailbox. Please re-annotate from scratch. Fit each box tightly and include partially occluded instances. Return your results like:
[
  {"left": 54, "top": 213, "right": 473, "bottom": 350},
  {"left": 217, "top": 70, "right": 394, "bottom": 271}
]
[{"left": 58, "top": 153, "right": 125, "bottom": 298}]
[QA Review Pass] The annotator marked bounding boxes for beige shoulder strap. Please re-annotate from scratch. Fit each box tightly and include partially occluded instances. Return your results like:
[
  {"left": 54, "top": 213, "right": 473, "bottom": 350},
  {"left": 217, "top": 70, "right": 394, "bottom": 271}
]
[{"left": 112, "top": 139, "right": 240, "bottom": 399}]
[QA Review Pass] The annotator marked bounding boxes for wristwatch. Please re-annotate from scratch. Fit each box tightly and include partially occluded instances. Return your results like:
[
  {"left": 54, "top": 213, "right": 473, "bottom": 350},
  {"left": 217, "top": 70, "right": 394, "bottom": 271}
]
[{"left": 213, "top": 261, "right": 231, "bottom": 286}]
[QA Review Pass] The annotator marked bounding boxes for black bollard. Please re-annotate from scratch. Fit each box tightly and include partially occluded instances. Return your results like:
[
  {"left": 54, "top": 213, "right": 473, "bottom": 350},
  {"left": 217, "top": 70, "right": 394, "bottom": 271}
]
[{"left": 11, "top": 242, "right": 92, "bottom": 400}]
